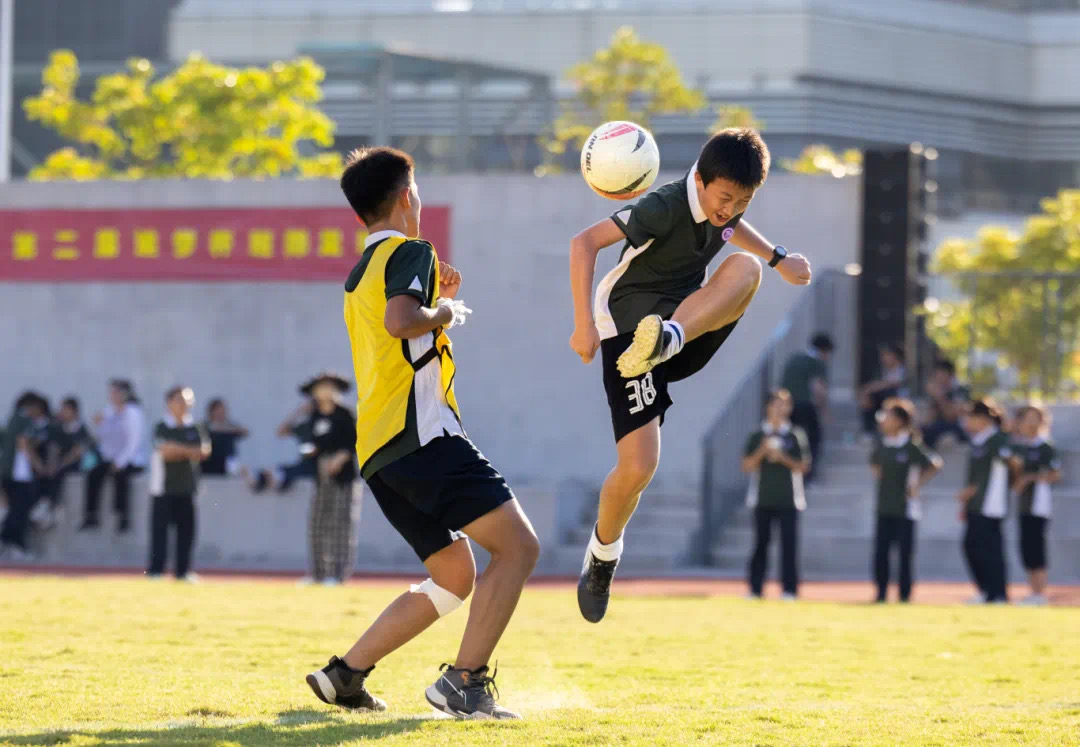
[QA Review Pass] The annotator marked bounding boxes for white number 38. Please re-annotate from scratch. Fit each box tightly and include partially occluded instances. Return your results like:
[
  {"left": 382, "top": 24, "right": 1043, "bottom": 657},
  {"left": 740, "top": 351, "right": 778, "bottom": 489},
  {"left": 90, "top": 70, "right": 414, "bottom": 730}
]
[{"left": 626, "top": 372, "right": 657, "bottom": 414}]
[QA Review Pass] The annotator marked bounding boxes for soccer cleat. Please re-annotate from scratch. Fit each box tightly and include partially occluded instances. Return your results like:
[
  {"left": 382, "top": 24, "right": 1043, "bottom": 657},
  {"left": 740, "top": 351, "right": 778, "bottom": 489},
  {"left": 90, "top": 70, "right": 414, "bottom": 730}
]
[
  {"left": 616, "top": 315, "right": 668, "bottom": 378},
  {"left": 425, "top": 663, "right": 519, "bottom": 720},
  {"left": 306, "top": 656, "right": 387, "bottom": 712},
  {"left": 577, "top": 550, "right": 619, "bottom": 623}
]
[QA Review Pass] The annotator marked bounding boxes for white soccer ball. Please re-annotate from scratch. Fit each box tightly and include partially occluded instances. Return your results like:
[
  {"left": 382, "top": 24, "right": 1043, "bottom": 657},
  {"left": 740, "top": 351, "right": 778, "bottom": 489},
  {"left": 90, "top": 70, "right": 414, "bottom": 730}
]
[{"left": 580, "top": 121, "right": 660, "bottom": 201}]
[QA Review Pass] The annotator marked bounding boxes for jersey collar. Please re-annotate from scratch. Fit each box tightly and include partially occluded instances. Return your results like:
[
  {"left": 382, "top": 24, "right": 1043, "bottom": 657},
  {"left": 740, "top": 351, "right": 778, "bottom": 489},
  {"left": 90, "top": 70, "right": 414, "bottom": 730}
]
[
  {"left": 164, "top": 413, "right": 194, "bottom": 427},
  {"left": 762, "top": 420, "right": 791, "bottom": 435},
  {"left": 882, "top": 433, "right": 911, "bottom": 448},
  {"left": 686, "top": 161, "right": 707, "bottom": 224},
  {"left": 365, "top": 229, "right": 406, "bottom": 248},
  {"left": 970, "top": 426, "right": 998, "bottom": 446}
]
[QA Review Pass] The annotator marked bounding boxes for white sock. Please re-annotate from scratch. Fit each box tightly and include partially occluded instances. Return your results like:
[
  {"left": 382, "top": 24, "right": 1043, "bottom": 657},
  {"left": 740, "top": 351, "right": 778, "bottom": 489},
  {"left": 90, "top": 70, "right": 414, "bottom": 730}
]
[
  {"left": 659, "top": 320, "right": 685, "bottom": 362},
  {"left": 588, "top": 524, "right": 624, "bottom": 562}
]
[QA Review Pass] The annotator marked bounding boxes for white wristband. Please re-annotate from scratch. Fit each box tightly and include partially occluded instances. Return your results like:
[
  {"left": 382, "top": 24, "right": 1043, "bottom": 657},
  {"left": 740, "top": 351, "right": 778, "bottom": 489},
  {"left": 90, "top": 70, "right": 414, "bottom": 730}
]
[{"left": 437, "top": 297, "right": 473, "bottom": 329}]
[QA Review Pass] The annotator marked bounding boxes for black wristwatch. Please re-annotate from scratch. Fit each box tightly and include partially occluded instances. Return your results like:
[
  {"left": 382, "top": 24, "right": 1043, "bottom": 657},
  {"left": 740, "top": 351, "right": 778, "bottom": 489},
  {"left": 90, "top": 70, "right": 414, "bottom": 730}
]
[{"left": 769, "top": 245, "right": 788, "bottom": 268}]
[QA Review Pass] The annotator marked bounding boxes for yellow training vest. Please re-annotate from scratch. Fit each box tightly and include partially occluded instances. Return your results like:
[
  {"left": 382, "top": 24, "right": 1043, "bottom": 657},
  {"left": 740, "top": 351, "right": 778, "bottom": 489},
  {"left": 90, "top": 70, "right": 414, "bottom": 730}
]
[{"left": 344, "top": 236, "right": 461, "bottom": 478}]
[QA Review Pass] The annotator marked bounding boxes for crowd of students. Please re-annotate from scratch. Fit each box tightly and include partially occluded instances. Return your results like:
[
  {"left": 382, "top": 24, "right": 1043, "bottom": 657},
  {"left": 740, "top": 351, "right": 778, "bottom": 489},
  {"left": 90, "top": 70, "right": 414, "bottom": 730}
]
[{"left": 742, "top": 388, "right": 1063, "bottom": 606}]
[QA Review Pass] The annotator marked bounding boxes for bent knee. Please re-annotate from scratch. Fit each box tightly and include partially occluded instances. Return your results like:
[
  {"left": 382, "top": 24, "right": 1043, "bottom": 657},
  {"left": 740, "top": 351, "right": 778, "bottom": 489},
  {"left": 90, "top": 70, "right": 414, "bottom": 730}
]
[{"left": 720, "top": 252, "right": 762, "bottom": 291}]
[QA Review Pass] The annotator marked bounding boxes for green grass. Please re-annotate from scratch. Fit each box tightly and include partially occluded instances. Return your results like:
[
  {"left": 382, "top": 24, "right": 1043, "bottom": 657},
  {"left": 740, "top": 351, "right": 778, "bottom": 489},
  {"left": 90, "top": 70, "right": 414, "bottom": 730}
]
[{"left": 2, "top": 577, "right": 1079, "bottom": 746}]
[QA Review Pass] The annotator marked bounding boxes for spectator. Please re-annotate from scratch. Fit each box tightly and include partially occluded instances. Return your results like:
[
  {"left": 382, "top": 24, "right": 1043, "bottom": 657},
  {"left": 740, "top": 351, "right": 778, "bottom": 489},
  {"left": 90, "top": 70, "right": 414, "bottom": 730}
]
[
  {"left": 869, "top": 398, "right": 942, "bottom": 603},
  {"left": 742, "top": 389, "right": 811, "bottom": 601},
  {"left": 298, "top": 372, "right": 357, "bottom": 586},
  {"left": 250, "top": 400, "right": 317, "bottom": 493},
  {"left": 82, "top": 379, "right": 146, "bottom": 533},
  {"left": 858, "top": 344, "right": 907, "bottom": 435},
  {"left": 43, "top": 397, "right": 100, "bottom": 520},
  {"left": 200, "top": 398, "right": 249, "bottom": 477},
  {"left": 1010, "top": 405, "right": 1063, "bottom": 607},
  {"left": 922, "top": 360, "right": 970, "bottom": 448},
  {"left": 147, "top": 386, "right": 211, "bottom": 581},
  {"left": 780, "top": 333, "right": 834, "bottom": 482},
  {"left": 957, "top": 398, "right": 1011, "bottom": 605},
  {"left": 0, "top": 393, "right": 49, "bottom": 558}
]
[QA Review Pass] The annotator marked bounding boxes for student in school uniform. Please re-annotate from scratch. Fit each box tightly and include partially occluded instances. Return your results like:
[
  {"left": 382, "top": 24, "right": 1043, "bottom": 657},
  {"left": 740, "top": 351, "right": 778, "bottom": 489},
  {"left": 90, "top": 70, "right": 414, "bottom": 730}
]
[
  {"left": 957, "top": 398, "right": 1012, "bottom": 605},
  {"left": 1010, "top": 405, "right": 1063, "bottom": 606},
  {"left": 742, "top": 389, "right": 811, "bottom": 600},
  {"left": 870, "top": 398, "right": 942, "bottom": 603}
]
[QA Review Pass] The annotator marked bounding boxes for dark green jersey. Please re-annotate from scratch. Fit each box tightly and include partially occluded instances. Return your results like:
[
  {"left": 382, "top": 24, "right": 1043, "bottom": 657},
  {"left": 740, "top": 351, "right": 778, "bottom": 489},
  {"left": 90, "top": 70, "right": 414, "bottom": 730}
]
[
  {"left": 744, "top": 425, "right": 809, "bottom": 510},
  {"left": 781, "top": 351, "right": 828, "bottom": 404},
  {"left": 149, "top": 418, "right": 210, "bottom": 496},
  {"left": 50, "top": 421, "right": 98, "bottom": 463},
  {"left": 965, "top": 429, "right": 1013, "bottom": 518},
  {"left": 1013, "top": 438, "right": 1060, "bottom": 517},
  {"left": 596, "top": 170, "right": 743, "bottom": 339},
  {"left": 871, "top": 436, "right": 937, "bottom": 519}
]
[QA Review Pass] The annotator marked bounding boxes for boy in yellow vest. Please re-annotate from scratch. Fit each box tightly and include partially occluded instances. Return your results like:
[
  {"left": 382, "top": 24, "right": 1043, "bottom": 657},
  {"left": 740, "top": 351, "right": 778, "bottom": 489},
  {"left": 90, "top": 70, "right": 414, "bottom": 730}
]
[{"left": 306, "top": 147, "right": 540, "bottom": 720}]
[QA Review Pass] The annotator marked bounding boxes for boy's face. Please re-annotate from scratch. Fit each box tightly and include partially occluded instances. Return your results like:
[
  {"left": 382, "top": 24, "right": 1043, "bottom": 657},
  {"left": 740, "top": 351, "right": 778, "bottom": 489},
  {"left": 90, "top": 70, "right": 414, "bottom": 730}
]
[
  {"left": 168, "top": 389, "right": 194, "bottom": 419},
  {"left": 963, "top": 413, "right": 991, "bottom": 435},
  {"left": 1018, "top": 411, "right": 1042, "bottom": 438},
  {"left": 878, "top": 410, "right": 902, "bottom": 436},
  {"left": 766, "top": 397, "right": 792, "bottom": 422},
  {"left": 695, "top": 174, "right": 755, "bottom": 227},
  {"left": 58, "top": 405, "right": 77, "bottom": 423}
]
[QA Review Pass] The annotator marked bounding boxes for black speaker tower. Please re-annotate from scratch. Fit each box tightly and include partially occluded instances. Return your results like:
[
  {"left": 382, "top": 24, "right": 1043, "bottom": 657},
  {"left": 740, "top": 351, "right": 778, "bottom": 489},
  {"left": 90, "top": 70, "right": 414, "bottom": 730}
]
[{"left": 857, "top": 146, "right": 936, "bottom": 391}]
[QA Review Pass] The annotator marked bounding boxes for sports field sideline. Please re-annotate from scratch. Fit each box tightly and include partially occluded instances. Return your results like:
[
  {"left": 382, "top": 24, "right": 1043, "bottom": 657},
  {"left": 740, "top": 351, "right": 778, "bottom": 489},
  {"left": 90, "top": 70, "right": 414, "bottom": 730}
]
[{"left": 2, "top": 572, "right": 1079, "bottom": 746}]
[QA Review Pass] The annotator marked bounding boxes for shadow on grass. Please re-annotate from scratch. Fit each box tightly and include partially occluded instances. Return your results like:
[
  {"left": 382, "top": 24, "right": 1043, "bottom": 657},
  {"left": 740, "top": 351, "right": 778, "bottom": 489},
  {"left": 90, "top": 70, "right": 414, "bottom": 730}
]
[{"left": 5, "top": 709, "right": 434, "bottom": 746}]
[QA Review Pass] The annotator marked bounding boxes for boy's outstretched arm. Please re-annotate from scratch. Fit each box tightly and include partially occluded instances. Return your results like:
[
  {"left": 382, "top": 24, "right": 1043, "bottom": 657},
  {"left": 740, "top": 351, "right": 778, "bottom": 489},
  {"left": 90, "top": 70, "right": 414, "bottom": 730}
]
[
  {"left": 730, "top": 221, "right": 813, "bottom": 286},
  {"left": 569, "top": 219, "right": 626, "bottom": 364}
]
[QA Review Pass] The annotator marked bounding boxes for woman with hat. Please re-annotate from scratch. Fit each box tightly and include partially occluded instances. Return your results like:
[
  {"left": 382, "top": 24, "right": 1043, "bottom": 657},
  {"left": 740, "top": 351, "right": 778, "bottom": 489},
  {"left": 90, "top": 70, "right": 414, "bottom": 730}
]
[{"left": 298, "top": 372, "right": 358, "bottom": 586}]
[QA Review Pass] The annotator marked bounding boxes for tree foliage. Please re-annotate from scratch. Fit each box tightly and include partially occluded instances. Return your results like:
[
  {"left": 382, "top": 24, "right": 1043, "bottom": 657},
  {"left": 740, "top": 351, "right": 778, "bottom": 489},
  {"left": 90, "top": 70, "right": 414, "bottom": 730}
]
[
  {"left": 24, "top": 50, "right": 341, "bottom": 180},
  {"left": 924, "top": 189, "right": 1080, "bottom": 397},
  {"left": 782, "top": 145, "right": 863, "bottom": 177},
  {"left": 538, "top": 27, "right": 704, "bottom": 173},
  {"left": 711, "top": 105, "right": 763, "bottom": 133}
]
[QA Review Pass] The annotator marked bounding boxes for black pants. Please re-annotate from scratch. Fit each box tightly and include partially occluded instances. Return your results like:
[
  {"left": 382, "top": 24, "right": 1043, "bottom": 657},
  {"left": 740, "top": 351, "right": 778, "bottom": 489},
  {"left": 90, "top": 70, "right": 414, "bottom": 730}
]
[
  {"left": 0, "top": 479, "right": 36, "bottom": 550},
  {"left": 748, "top": 507, "right": 799, "bottom": 596},
  {"left": 1019, "top": 514, "right": 1049, "bottom": 572},
  {"left": 963, "top": 515, "right": 1008, "bottom": 602},
  {"left": 791, "top": 401, "right": 821, "bottom": 481},
  {"left": 148, "top": 493, "right": 196, "bottom": 578},
  {"left": 873, "top": 515, "right": 916, "bottom": 602},
  {"left": 85, "top": 463, "right": 136, "bottom": 523}
]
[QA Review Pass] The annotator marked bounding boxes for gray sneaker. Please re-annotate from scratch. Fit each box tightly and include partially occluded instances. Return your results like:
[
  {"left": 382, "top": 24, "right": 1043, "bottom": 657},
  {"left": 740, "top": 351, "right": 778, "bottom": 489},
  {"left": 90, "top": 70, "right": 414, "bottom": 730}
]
[
  {"left": 306, "top": 656, "right": 387, "bottom": 712},
  {"left": 425, "top": 663, "right": 519, "bottom": 720}
]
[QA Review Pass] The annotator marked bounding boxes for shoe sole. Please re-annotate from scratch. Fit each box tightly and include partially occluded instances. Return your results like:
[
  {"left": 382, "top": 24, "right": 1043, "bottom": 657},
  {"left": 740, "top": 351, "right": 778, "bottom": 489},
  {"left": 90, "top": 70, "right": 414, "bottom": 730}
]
[
  {"left": 426, "top": 685, "right": 519, "bottom": 720},
  {"left": 616, "top": 315, "right": 663, "bottom": 378}
]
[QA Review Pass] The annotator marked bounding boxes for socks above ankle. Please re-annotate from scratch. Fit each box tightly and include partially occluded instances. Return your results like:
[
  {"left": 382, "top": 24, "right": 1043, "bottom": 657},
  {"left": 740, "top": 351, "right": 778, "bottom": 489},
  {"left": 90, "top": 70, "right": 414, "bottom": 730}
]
[
  {"left": 588, "top": 524, "right": 624, "bottom": 562},
  {"left": 661, "top": 320, "right": 685, "bottom": 360}
]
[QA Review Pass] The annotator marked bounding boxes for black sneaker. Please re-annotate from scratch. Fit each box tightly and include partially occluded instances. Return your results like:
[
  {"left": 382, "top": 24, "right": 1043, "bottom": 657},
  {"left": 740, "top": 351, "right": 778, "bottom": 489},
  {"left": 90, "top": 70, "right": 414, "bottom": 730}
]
[
  {"left": 577, "top": 550, "right": 619, "bottom": 623},
  {"left": 306, "top": 656, "right": 387, "bottom": 712},
  {"left": 425, "top": 663, "right": 519, "bottom": 720}
]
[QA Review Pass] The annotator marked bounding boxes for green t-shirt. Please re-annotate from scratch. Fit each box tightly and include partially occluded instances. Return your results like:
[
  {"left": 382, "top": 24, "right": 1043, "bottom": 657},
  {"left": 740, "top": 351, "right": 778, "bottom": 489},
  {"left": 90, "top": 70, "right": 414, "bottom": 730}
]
[
  {"left": 0, "top": 412, "right": 31, "bottom": 480},
  {"left": 780, "top": 351, "right": 827, "bottom": 404},
  {"left": 1013, "top": 438, "right": 1060, "bottom": 517},
  {"left": 966, "top": 429, "right": 1013, "bottom": 518},
  {"left": 150, "top": 419, "right": 210, "bottom": 496},
  {"left": 50, "top": 421, "right": 99, "bottom": 464},
  {"left": 744, "top": 425, "right": 809, "bottom": 510},
  {"left": 871, "top": 436, "right": 937, "bottom": 519}
]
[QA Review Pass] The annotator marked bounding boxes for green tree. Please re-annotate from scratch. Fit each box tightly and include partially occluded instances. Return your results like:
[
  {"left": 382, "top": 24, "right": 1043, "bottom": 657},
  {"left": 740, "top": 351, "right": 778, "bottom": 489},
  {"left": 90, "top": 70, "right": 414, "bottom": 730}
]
[
  {"left": 711, "top": 105, "right": 763, "bottom": 133},
  {"left": 538, "top": 27, "right": 704, "bottom": 173},
  {"left": 782, "top": 145, "right": 863, "bottom": 177},
  {"left": 924, "top": 189, "right": 1080, "bottom": 397},
  {"left": 24, "top": 50, "right": 341, "bottom": 180}
]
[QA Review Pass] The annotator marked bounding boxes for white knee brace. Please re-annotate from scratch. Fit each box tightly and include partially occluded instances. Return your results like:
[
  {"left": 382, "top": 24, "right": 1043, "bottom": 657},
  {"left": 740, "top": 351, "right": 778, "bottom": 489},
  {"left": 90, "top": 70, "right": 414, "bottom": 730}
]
[{"left": 410, "top": 578, "right": 464, "bottom": 617}]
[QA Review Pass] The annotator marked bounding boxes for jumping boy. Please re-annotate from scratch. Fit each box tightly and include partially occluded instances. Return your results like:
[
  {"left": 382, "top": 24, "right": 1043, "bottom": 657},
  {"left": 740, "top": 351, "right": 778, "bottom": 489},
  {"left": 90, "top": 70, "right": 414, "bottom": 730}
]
[
  {"left": 306, "top": 147, "right": 540, "bottom": 719},
  {"left": 568, "top": 128, "right": 812, "bottom": 622},
  {"left": 870, "top": 398, "right": 941, "bottom": 603}
]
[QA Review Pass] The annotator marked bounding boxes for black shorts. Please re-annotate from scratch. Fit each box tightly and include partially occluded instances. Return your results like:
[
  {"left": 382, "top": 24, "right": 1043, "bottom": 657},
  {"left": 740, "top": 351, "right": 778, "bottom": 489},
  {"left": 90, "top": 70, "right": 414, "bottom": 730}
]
[
  {"left": 1019, "top": 514, "right": 1049, "bottom": 571},
  {"left": 366, "top": 434, "right": 514, "bottom": 562},
  {"left": 601, "top": 319, "right": 739, "bottom": 443}
]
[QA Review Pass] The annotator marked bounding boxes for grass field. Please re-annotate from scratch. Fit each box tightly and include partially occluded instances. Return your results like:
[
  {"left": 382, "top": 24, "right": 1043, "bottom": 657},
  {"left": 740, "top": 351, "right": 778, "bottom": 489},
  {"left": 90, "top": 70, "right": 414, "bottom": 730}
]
[{"left": 2, "top": 576, "right": 1080, "bottom": 746}]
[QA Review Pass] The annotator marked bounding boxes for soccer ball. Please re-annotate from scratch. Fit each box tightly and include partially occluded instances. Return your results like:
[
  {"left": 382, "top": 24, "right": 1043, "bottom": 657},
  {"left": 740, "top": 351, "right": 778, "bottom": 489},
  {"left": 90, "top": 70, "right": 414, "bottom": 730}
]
[{"left": 580, "top": 121, "right": 660, "bottom": 201}]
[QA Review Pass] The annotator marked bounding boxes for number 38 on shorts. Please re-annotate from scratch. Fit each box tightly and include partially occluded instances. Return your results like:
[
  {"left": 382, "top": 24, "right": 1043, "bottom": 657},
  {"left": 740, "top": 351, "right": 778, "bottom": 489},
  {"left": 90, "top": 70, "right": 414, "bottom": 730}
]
[{"left": 625, "top": 372, "right": 657, "bottom": 414}]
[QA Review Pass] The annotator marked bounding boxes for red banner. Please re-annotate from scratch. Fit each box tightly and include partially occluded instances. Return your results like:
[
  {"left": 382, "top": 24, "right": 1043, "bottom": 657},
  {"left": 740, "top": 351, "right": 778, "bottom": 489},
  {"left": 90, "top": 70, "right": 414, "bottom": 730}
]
[{"left": 0, "top": 207, "right": 451, "bottom": 282}]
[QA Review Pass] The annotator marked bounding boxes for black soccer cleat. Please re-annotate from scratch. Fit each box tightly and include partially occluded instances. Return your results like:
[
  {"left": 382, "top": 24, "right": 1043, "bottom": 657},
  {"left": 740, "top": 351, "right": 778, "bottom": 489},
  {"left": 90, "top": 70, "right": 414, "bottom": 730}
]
[
  {"left": 306, "top": 656, "right": 387, "bottom": 712},
  {"left": 616, "top": 314, "right": 669, "bottom": 378},
  {"left": 425, "top": 663, "right": 519, "bottom": 720},
  {"left": 577, "top": 550, "right": 619, "bottom": 623}
]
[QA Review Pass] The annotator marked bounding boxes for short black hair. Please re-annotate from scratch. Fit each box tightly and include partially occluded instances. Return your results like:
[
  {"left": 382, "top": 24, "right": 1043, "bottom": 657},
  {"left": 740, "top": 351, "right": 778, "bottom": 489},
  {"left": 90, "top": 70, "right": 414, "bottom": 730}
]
[
  {"left": 811, "top": 333, "right": 834, "bottom": 353},
  {"left": 165, "top": 386, "right": 188, "bottom": 402},
  {"left": 882, "top": 397, "right": 915, "bottom": 427},
  {"left": 340, "top": 147, "right": 415, "bottom": 226},
  {"left": 697, "top": 128, "right": 770, "bottom": 190},
  {"left": 934, "top": 359, "right": 956, "bottom": 376},
  {"left": 969, "top": 397, "right": 1003, "bottom": 426},
  {"left": 207, "top": 397, "right": 225, "bottom": 415},
  {"left": 61, "top": 396, "right": 79, "bottom": 414},
  {"left": 880, "top": 343, "right": 904, "bottom": 359},
  {"left": 766, "top": 388, "right": 792, "bottom": 407}
]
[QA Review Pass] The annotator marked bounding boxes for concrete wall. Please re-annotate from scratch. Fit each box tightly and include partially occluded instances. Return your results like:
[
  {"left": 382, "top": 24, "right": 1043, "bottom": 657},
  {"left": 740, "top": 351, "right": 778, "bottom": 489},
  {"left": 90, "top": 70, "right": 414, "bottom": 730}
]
[{"left": 0, "top": 173, "right": 860, "bottom": 494}]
